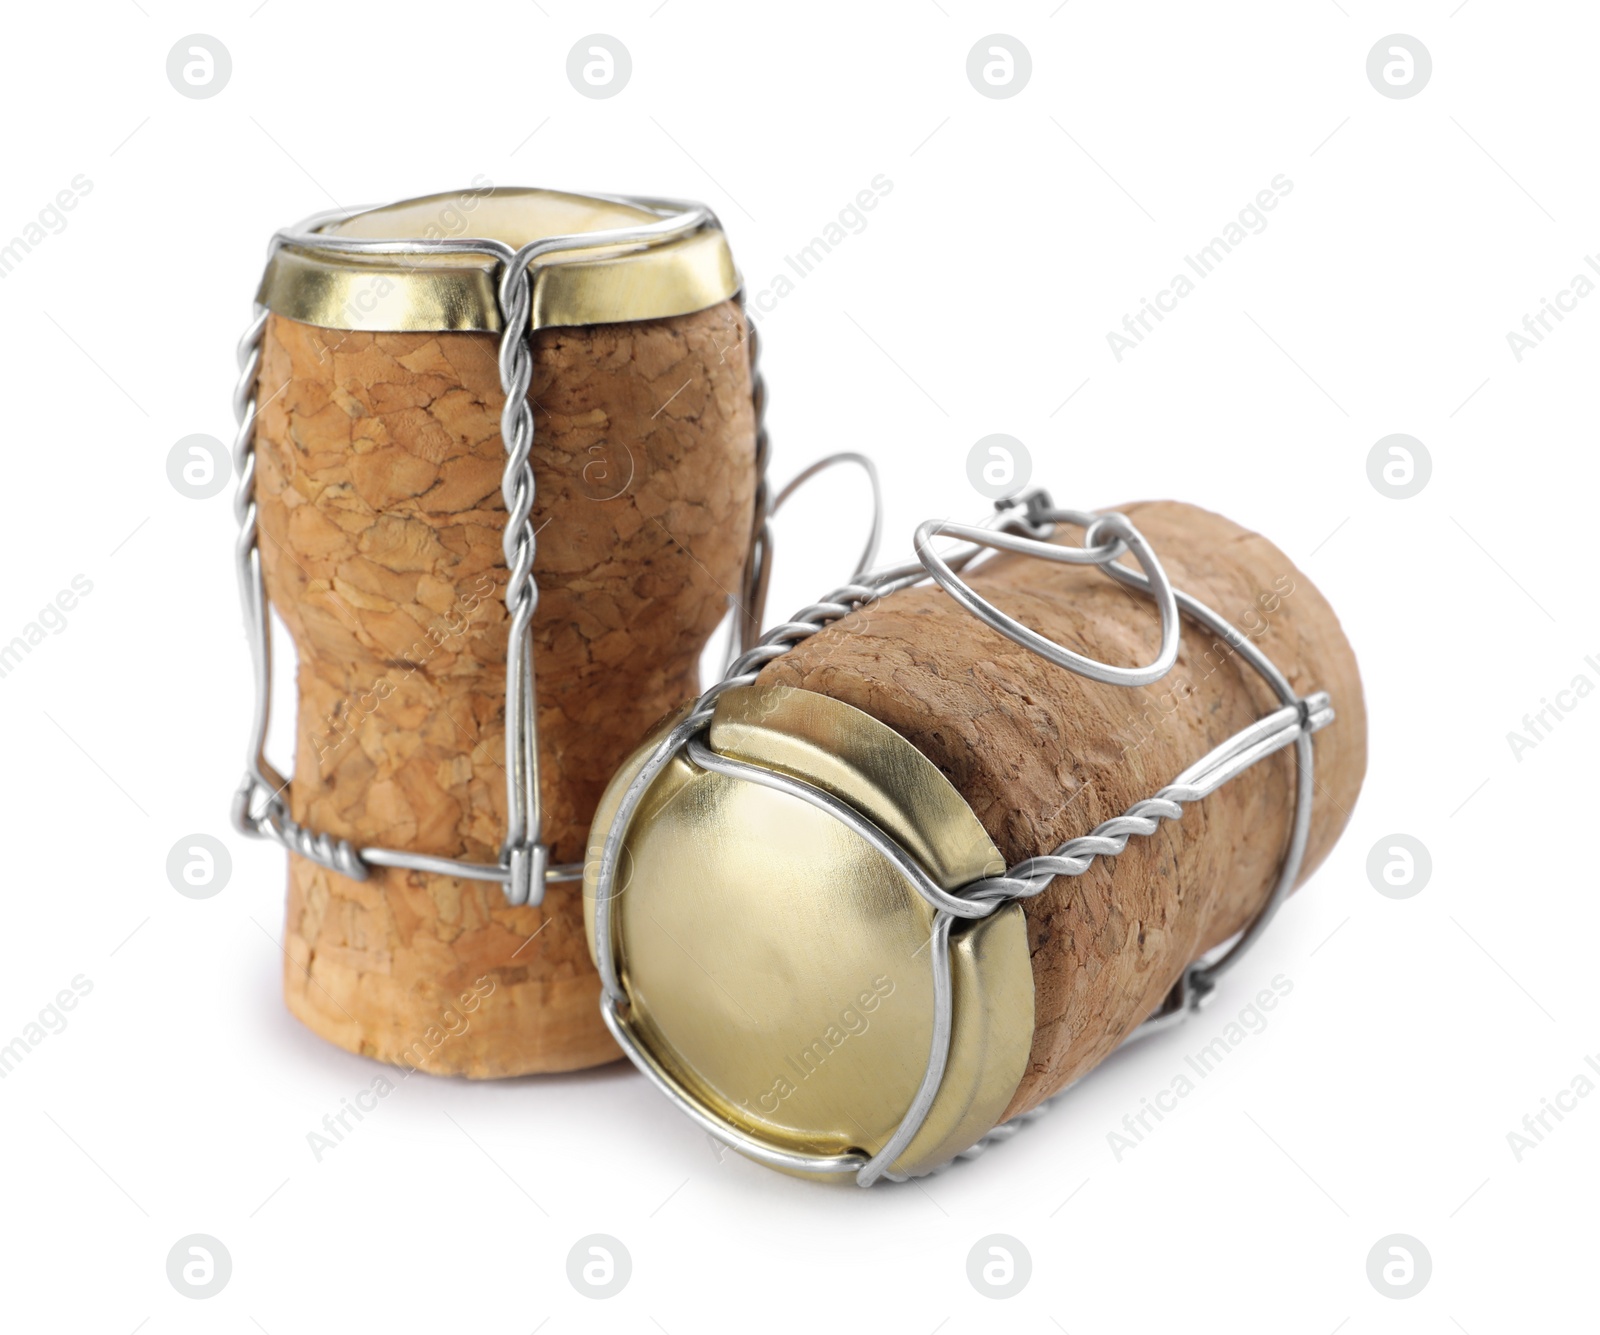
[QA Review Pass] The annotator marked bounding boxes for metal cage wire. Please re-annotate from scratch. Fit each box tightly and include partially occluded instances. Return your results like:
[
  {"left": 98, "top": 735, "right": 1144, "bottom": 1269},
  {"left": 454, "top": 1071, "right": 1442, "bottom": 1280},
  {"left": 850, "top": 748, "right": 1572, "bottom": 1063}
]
[
  {"left": 590, "top": 492, "right": 1335, "bottom": 1186},
  {"left": 228, "top": 195, "right": 777, "bottom": 908}
]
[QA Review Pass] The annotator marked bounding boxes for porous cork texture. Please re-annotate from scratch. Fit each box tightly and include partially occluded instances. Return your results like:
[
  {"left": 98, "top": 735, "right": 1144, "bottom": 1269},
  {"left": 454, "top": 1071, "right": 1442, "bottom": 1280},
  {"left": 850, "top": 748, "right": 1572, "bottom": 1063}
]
[
  {"left": 254, "top": 299, "right": 755, "bottom": 1076},
  {"left": 758, "top": 501, "right": 1366, "bottom": 1118}
]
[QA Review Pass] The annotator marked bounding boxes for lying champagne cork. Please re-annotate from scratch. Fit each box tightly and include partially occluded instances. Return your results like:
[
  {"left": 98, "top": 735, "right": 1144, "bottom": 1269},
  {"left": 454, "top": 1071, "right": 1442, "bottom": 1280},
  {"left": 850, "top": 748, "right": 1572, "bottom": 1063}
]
[
  {"left": 756, "top": 500, "right": 1367, "bottom": 1118},
  {"left": 253, "top": 298, "right": 755, "bottom": 1075}
]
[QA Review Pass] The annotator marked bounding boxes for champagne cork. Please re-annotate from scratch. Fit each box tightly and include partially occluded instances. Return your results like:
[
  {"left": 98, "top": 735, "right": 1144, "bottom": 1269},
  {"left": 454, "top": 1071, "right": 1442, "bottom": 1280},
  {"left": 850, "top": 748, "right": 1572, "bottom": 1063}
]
[
  {"left": 253, "top": 297, "right": 756, "bottom": 1075},
  {"left": 755, "top": 500, "right": 1366, "bottom": 1118}
]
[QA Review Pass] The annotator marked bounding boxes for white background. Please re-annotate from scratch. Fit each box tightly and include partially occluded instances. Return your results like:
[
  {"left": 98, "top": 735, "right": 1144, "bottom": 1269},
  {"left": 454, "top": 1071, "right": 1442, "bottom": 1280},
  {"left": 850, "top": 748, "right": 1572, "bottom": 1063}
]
[{"left": 1, "top": 1, "right": 1595, "bottom": 1330}]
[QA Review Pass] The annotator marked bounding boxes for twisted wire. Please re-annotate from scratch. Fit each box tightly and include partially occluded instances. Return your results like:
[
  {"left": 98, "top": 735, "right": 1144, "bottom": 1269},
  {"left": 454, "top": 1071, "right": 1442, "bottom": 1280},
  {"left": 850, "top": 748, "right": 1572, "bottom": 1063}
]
[
  {"left": 496, "top": 255, "right": 539, "bottom": 606},
  {"left": 494, "top": 248, "right": 542, "bottom": 867},
  {"left": 964, "top": 794, "right": 1189, "bottom": 904},
  {"left": 228, "top": 305, "right": 282, "bottom": 839},
  {"left": 229, "top": 312, "right": 266, "bottom": 624},
  {"left": 261, "top": 806, "right": 366, "bottom": 881},
  {"left": 952, "top": 1092, "right": 1065, "bottom": 1163}
]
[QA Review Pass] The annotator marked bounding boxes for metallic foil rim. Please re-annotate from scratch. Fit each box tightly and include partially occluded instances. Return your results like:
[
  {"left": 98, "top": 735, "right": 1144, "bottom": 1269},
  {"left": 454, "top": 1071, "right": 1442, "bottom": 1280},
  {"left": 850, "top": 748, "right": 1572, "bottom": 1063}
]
[{"left": 255, "top": 187, "right": 741, "bottom": 333}]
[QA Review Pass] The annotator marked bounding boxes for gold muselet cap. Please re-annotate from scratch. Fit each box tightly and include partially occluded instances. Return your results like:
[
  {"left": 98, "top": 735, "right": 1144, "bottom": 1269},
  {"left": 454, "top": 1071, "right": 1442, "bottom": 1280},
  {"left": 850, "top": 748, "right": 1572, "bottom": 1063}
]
[
  {"left": 584, "top": 681, "right": 1035, "bottom": 1183},
  {"left": 256, "top": 186, "right": 741, "bottom": 333}
]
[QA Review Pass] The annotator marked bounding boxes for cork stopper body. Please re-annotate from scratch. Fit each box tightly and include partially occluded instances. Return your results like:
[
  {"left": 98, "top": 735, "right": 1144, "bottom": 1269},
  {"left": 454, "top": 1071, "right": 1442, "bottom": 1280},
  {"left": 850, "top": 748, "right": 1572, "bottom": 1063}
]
[
  {"left": 758, "top": 502, "right": 1366, "bottom": 1116},
  {"left": 254, "top": 300, "right": 755, "bottom": 1075}
]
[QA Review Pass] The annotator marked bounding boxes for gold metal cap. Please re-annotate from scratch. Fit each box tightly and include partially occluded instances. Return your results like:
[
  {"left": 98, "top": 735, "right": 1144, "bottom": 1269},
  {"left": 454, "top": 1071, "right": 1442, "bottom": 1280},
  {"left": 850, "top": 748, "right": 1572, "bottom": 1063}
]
[
  {"left": 584, "top": 682, "right": 1035, "bottom": 1180},
  {"left": 256, "top": 187, "right": 740, "bottom": 333}
]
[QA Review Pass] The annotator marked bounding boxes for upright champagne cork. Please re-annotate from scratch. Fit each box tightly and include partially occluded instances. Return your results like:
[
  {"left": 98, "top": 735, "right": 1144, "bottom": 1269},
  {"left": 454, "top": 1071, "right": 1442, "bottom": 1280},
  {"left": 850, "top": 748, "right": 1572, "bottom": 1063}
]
[
  {"left": 253, "top": 298, "right": 755, "bottom": 1075},
  {"left": 757, "top": 500, "right": 1366, "bottom": 1117}
]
